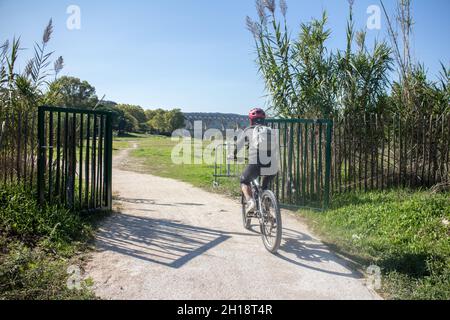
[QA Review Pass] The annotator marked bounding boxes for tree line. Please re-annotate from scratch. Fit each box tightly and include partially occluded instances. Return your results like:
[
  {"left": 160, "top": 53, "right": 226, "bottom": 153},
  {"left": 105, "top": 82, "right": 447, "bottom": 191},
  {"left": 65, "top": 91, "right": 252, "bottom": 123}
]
[{"left": 44, "top": 76, "right": 185, "bottom": 136}]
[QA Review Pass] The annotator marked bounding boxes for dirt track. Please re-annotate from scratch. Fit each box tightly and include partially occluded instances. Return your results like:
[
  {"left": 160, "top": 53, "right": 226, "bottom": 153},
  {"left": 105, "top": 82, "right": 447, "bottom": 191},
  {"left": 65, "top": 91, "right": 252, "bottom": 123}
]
[{"left": 84, "top": 147, "right": 381, "bottom": 300}]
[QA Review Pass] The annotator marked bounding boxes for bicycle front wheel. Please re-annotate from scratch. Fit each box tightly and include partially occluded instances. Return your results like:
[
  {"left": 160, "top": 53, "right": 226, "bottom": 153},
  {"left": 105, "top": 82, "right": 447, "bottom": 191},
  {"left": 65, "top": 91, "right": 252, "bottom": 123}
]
[{"left": 260, "top": 190, "right": 282, "bottom": 253}]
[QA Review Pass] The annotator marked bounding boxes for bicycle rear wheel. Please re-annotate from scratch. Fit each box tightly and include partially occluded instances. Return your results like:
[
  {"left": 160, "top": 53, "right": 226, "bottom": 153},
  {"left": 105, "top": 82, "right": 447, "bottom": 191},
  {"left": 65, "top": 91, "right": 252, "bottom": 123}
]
[
  {"left": 241, "top": 193, "right": 251, "bottom": 230},
  {"left": 260, "top": 190, "right": 282, "bottom": 253}
]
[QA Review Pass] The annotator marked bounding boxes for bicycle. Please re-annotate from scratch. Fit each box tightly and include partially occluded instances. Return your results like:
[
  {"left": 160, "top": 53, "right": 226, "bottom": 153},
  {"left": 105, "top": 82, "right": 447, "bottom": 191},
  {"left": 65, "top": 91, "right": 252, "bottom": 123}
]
[{"left": 241, "top": 178, "right": 282, "bottom": 254}]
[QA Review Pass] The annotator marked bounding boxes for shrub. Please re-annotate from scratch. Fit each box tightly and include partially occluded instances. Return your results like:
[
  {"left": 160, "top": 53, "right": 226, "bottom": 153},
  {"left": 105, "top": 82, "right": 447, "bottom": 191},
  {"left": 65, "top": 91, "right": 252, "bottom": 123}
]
[{"left": 0, "top": 184, "right": 91, "bottom": 244}]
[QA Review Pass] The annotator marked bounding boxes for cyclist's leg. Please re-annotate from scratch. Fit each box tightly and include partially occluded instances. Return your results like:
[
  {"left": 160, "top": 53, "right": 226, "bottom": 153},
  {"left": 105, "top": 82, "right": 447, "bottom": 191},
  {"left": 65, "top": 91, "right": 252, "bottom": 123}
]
[{"left": 240, "top": 164, "right": 260, "bottom": 201}]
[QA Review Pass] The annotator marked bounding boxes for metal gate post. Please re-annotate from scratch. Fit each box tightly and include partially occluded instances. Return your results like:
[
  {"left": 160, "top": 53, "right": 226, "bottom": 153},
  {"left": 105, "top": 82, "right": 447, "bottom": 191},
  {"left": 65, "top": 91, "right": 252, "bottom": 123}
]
[
  {"left": 105, "top": 113, "right": 113, "bottom": 210},
  {"left": 324, "top": 120, "right": 333, "bottom": 209},
  {"left": 37, "top": 107, "right": 45, "bottom": 205}
]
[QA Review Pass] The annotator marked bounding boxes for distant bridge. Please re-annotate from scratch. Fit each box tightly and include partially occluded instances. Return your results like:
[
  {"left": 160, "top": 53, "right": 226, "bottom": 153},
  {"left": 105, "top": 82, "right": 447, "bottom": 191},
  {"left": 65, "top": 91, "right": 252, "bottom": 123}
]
[{"left": 183, "top": 113, "right": 248, "bottom": 134}]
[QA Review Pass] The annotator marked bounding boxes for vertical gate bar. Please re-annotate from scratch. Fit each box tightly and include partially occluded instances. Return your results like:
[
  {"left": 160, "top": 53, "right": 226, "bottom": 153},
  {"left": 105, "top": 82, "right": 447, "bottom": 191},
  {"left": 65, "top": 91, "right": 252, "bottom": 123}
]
[
  {"left": 17, "top": 111, "right": 22, "bottom": 182},
  {"left": 403, "top": 116, "right": 408, "bottom": 187},
  {"left": 23, "top": 113, "right": 28, "bottom": 184},
  {"left": 318, "top": 123, "right": 323, "bottom": 203},
  {"left": 284, "top": 124, "right": 289, "bottom": 201},
  {"left": 97, "top": 115, "right": 104, "bottom": 208},
  {"left": 310, "top": 123, "right": 315, "bottom": 200},
  {"left": 56, "top": 112, "right": 61, "bottom": 197},
  {"left": 79, "top": 113, "right": 83, "bottom": 209},
  {"left": 352, "top": 118, "right": 359, "bottom": 191},
  {"left": 336, "top": 117, "right": 340, "bottom": 193},
  {"left": 8, "top": 109, "right": 13, "bottom": 184},
  {"left": 387, "top": 115, "right": 391, "bottom": 188},
  {"left": 303, "top": 123, "right": 308, "bottom": 203},
  {"left": 48, "top": 112, "right": 54, "bottom": 202},
  {"left": 274, "top": 123, "right": 278, "bottom": 201},
  {"left": 348, "top": 119, "right": 352, "bottom": 192},
  {"left": 446, "top": 115, "right": 450, "bottom": 180},
  {"left": 30, "top": 111, "right": 37, "bottom": 189},
  {"left": 339, "top": 118, "right": 343, "bottom": 193},
  {"left": 381, "top": 115, "right": 385, "bottom": 190},
  {"left": 398, "top": 115, "right": 402, "bottom": 187},
  {"left": 409, "top": 115, "right": 414, "bottom": 187},
  {"left": 105, "top": 113, "right": 113, "bottom": 210},
  {"left": 358, "top": 115, "right": 363, "bottom": 191},
  {"left": 330, "top": 118, "right": 334, "bottom": 194},
  {"left": 343, "top": 117, "right": 347, "bottom": 192},
  {"left": 370, "top": 114, "right": 374, "bottom": 190},
  {"left": 353, "top": 119, "right": 357, "bottom": 190},
  {"left": 375, "top": 114, "right": 379, "bottom": 189},
  {"left": 347, "top": 118, "right": 351, "bottom": 192},
  {"left": 440, "top": 115, "right": 445, "bottom": 182},
  {"left": 281, "top": 122, "right": 285, "bottom": 202},
  {"left": 91, "top": 114, "right": 97, "bottom": 208},
  {"left": 433, "top": 115, "right": 439, "bottom": 185},
  {"left": 351, "top": 120, "right": 355, "bottom": 191},
  {"left": 288, "top": 122, "right": 294, "bottom": 203},
  {"left": 37, "top": 107, "right": 45, "bottom": 205},
  {"left": 72, "top": 114, "right": 77, "bottom": 208},
  {"left": 85, "top": 114, "right": 91, "bottom": 208},
  {"left": 296, "top": 123, "right": 301, "bottom": 204},
  {"left": 2, "top": 115, "right": 6, "bottom": 186},
  {"left": 414, "top": 115, "right": 420, "bottom": 187},
  {"left": 324, "top": 121, "right": 332, "bottom": 209},
  {"left": 427, "top": 115, "right": 433, "bottom": 186},
  {"left": 364, "top": 114, "right": 368, "bottom": 192},
  {"left": 349, "top": 119, "right": 353, "bottom": 192},
  {"left": 393, "top": 115, "right": 397, "bottom": 187},
  {"left": 299, "top": 124, "right": 304, "bottom": 205},
  {"left": 63, "top": 112, "right": 69, "bottom": 206},
  {"left": 421, "top": 115, "right": 426, "bottom": 185},
  {"left": 103, "top": 116, "right": 109, "bottom": 207}
]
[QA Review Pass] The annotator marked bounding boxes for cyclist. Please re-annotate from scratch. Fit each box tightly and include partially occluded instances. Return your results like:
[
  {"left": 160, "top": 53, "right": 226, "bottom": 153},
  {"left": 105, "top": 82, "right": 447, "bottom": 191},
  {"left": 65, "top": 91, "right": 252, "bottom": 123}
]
[{"left": 229, "top": 108, "right": 279, "bottom": 215}]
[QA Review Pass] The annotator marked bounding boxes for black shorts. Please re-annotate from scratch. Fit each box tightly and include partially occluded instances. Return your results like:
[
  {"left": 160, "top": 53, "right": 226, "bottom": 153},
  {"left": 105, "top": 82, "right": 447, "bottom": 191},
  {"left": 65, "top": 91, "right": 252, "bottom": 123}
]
[{"left": 240, "top": 164, "right": 275, "bottom": 190}]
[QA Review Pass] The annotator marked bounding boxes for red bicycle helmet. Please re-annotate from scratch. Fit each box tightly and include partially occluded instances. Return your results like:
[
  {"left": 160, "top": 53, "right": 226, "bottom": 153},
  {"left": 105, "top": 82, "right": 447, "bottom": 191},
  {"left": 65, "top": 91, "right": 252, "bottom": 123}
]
[{"left": 249, "top": 108, "right": 266, "bottom": 123}]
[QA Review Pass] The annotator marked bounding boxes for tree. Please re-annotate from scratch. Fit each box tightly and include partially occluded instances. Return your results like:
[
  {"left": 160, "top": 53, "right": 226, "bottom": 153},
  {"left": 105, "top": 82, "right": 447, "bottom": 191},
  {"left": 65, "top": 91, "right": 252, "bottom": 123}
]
[
  {"left": 45, "top": 76, "right": 98, "bottom": 109},
  {"left": 147, "top": 108, "right": 185, "bottom": 135},
  {"left": 123, "top": 112, "right": 139, "bottom": 133},
  {"left": 117, "top": 104, "right": 147, "bottom": 123},
  {"left": 166, "top": 109, "right": 185, "bottom": 133},
  {"left": 117, "top": 104, "right": 148, "bottom": 132}
]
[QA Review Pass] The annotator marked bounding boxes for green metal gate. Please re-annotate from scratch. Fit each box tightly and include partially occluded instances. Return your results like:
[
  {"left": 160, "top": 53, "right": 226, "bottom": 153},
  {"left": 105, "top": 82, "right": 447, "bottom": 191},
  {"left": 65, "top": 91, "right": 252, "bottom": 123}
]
[
  {"left": 266, "top": 119, "right": 333, "bottom": 210},
  {"left": 37, "top": 106, "right": 113, "bottom": 211}
]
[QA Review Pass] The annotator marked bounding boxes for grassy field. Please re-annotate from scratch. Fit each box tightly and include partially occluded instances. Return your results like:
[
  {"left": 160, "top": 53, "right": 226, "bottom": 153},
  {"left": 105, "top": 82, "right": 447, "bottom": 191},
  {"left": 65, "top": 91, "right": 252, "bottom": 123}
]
[
  {"left": 0, "top": 183, "right": 107, "bottom": 299},
  {"left": 113, "top": 134, "right": 450, "bottom": 300},
  {"left": 300, "top": 191, "right": 450, "bottom": 300}
]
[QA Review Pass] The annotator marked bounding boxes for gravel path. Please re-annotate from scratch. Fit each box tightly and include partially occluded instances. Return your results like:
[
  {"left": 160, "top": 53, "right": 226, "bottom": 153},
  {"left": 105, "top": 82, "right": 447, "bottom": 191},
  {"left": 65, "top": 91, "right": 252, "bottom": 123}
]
[{"left": 84, "top": 147, "right": 380, "bottom": 300}]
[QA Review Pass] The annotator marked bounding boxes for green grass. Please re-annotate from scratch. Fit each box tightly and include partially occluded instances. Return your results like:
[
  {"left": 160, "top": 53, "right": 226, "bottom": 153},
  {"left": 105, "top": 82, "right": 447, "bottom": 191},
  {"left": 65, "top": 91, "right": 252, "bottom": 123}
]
[
  {"left": 114, "top": 134, "right": 450, "bottom": 300},
  {"left": 0, "top": 184, "right": 104, "bottom": 300},
  {"left": 300, "top": 190, "right": 450, "bottom": 300}
]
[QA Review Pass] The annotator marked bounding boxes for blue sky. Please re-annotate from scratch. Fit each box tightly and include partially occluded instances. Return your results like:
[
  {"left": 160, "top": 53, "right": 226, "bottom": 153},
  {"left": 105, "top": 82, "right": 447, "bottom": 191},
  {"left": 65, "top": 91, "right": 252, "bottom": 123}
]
[{"left": 0, "top": 0, "right": 449, "bottom": 114}]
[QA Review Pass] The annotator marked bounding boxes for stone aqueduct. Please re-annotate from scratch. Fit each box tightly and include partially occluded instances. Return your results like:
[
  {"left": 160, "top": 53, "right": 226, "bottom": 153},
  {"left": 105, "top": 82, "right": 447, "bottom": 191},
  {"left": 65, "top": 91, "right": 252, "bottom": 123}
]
[{"left": 183, "top": 113, "right": 248, "bottom": 135}]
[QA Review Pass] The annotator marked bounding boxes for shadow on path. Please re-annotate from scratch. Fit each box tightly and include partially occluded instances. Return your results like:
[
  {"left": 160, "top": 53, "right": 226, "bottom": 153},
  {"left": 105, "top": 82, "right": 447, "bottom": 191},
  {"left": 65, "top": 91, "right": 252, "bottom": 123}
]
[
  {"left": 97, "top": 211, "right": 362, "bottom": 279},
  {"left": 95, "top": 213, "right": 254, "bottom": 269},
  {"left": 247, "top": 224, "right": 362, "bottom": 279}
]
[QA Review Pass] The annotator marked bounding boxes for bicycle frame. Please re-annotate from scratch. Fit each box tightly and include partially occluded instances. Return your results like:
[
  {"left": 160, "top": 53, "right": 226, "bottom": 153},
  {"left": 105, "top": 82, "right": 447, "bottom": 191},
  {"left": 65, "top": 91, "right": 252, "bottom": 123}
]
[{"left": 250, "top": 178, "right": 265, "bottom": 222}]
